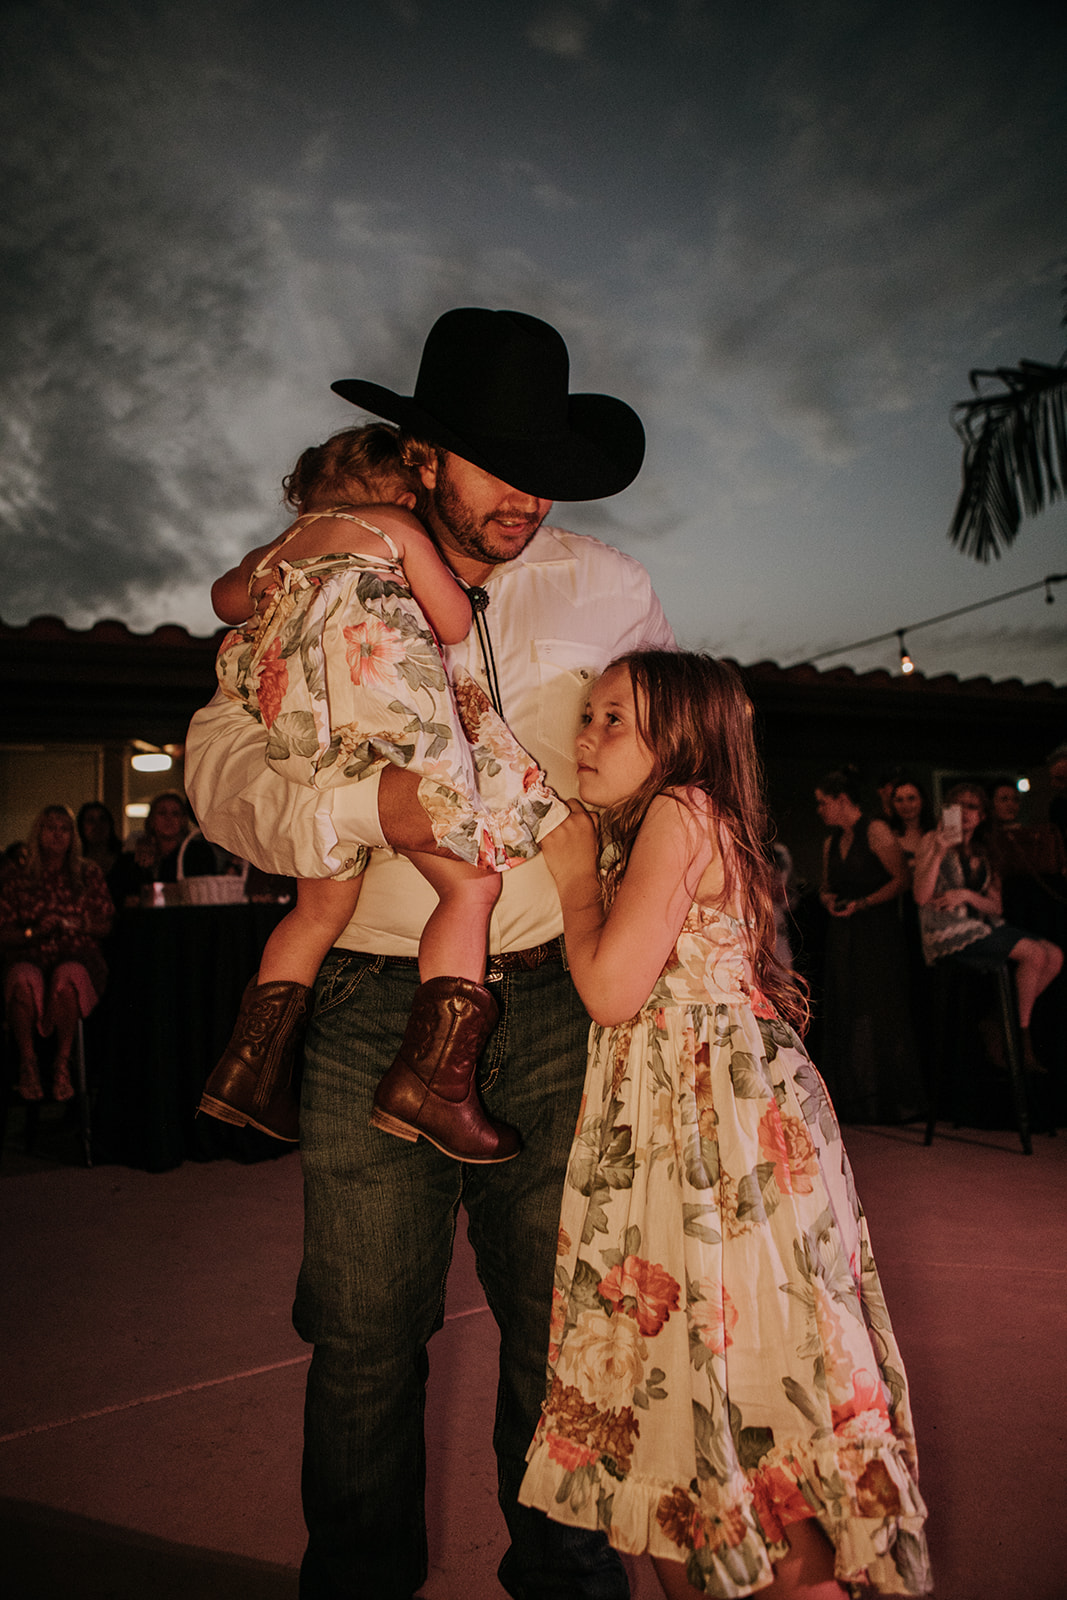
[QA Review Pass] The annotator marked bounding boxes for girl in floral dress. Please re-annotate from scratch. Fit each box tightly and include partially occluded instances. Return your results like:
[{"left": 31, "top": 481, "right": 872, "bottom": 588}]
[
  {"left": 198, "top": 424, "right": 566, "bottom": 1159},
  {"left": 519, "top": 652, "right": 930, "bottom": 1599}
]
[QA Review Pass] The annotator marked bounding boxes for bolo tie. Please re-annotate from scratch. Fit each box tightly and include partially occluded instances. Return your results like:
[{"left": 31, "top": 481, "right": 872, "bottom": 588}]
[{"left": 465, "top": 585, "right": 504, "bottom": 717}]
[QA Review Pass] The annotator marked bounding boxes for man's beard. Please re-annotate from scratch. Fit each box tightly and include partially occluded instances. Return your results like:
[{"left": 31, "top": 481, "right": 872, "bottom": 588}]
[{"left": 422, "top": 460, "right": 546, "bottom": 567}]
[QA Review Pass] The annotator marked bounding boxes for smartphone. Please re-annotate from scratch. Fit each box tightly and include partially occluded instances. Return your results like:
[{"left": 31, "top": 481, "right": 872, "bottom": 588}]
[{"left": 941, "top": 804, "right": 963, "bottom": 845}]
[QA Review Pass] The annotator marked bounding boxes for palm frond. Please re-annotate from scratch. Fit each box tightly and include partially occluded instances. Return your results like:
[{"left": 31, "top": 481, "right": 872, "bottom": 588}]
[{"left": 948, "top": 357, "right": 1067, "bottom": 562}]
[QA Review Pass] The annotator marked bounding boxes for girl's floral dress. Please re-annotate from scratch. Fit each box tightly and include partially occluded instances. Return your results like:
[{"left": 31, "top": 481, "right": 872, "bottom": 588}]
[
  {"left": 520, "top": 905, "right": 931, "bottom": 1597},
  {"left": 215, "top": 511, "right": 566, "bottom": 876}
]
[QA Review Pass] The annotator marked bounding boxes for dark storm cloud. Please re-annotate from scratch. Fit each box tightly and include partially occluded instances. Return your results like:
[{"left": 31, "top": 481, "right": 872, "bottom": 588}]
[
  {"left": 0, "top": 0, "right": 271, "bottom": 625},
  {"left": 691, "top": 0, "right": 1067, "bottom": 461},
  {"left": 0, "top": 0, "right": 1063, "bottom": 681}
]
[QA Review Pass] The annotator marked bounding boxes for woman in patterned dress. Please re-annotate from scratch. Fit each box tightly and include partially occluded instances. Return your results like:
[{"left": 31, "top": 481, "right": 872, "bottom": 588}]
[
  {"left": 197, "top": 424, "right": 567, "bottom": 1157},
  {"left": 1, "top": 804, "right": 113, "bottom": 1101},
  {"left": 519, "top": 652, "right": 930, "bottom": 1599}
]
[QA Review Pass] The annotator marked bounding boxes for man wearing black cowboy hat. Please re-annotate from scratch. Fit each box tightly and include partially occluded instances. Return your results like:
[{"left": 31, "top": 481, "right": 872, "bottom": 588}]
[{"left": 187, "top": 308, "right": 673, "bottom": 1599}]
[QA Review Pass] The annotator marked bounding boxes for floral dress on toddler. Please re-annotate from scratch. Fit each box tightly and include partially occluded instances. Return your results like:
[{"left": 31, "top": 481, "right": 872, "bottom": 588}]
[
  {"left": 519, "top": 904, "right": 931, "bottom": 1598},
  {"left": 215, "top": 509, "right": 567, "bottom": 877}
]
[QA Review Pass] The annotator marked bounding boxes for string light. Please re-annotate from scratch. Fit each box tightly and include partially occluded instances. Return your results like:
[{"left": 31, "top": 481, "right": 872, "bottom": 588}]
[
  {"left": 897, "top": 631, "right": 915, "bottom": 675},
  {"left": 792, "top": 572, "right": 1064, "bottom": 670}
]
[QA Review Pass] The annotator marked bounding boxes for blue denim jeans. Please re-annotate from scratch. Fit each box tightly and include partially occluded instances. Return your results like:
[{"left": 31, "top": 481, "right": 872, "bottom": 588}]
[{"left": 293, "top": 950, "right": 629, "bottom": 1600}]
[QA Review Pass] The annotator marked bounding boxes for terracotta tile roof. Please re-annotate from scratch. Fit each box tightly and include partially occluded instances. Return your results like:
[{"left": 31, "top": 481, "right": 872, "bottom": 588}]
[
  {"left": 0, "top": 614, "right": 231, "bottom": 650},
  {"left": 3, "top": 614, "right": 1064, "bottom": 700}
]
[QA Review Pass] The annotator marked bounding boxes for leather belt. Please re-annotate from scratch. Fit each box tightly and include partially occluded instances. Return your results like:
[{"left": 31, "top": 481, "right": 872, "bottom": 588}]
[{"left": 378, "top": 936, "right": 566, "bottom": 982}]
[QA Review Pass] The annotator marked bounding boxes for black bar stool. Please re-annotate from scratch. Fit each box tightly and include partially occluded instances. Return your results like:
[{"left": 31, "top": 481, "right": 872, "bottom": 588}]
[
  {"left": 924, "top": 958, "right": 1032, "bottom": 1154},
  {"left": 1, "top": 1016, "right": 93, "bottom": 1167}
]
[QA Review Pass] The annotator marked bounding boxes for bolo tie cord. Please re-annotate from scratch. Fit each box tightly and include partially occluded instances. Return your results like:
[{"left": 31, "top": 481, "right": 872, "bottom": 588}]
[{"left": 465, "top": 585, "right": 503, "bottom": 717}]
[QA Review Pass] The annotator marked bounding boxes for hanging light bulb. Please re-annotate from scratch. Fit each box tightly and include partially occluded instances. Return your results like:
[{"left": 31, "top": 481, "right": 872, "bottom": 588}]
[{"left": 897, "top": 630, "right": 915, "bottom": 675}]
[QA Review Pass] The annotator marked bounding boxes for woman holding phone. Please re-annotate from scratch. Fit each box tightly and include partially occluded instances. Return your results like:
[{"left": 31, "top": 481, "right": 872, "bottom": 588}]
[{"left": 913, "top": 781, "right": 1062, "bottom": 1071}]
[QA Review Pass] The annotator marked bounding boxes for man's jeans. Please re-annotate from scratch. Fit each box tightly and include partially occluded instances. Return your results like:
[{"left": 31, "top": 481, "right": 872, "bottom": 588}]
[{"left": 293, "top": 951, "right": 629, "bottom": 1600}]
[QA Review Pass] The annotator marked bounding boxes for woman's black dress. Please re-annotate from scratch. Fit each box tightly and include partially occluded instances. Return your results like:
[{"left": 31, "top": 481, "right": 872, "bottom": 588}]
[{"left": 822, "top": 820, "right": 926, "bottom": 1124}]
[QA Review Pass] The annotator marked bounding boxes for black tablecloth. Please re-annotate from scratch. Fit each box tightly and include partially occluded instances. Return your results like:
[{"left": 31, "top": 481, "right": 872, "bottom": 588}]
[{"left": 92, "top": 902, "right": 291, "bottom": 1170}]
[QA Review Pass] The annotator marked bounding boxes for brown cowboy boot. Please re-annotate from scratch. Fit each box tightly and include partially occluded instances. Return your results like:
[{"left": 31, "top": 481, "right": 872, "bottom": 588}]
[
  {"left": 198, "top": 976, "right": 309, "bottom": 1142},
  {"left": 371, "top": 975, "right": 520, "bottom": 1163}
]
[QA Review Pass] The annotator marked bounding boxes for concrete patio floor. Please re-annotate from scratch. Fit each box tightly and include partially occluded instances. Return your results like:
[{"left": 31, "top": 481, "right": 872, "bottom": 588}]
[{"left": 2, "top": 1106, "right": 1064, "bottom": 1600}]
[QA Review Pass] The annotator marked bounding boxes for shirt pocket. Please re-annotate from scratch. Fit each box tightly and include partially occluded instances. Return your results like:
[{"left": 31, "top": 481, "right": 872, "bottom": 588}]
[{"left": 532, "top": 639, "right": 613, "bottom": 761}]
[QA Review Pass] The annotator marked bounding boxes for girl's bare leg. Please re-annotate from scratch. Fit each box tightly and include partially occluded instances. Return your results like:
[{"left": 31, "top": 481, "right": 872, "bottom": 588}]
[
  {"left": 234, "top": 756, "right": 499, "bottom": 996},
  {"left": 257, "top": 877, "right": 363, "bottom": 987},
  {"left": 378, "top": 761, "right": 506, "bottom": 980},
  {"left": 377, "top": 763, "right": 454, "bottom": 854},
  {"left": 401, "top": 850, "right": 501, "bottom": 982},
  {"left": 653, "top": 1518, "right": 847, "bottom": 1600}
]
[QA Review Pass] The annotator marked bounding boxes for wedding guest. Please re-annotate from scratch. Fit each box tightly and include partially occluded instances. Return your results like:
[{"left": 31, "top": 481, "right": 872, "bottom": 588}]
[
  {"left": 913, "top": 782, "right": 1062, "bottom": 1074},
  {"left": 989, "top": 779, "right": 1022, "bottom": 829},
  {"left": 0, "top": 805, "right": 114, "bottom": 1100},
  {"left": 889, "top": 777, "right": 935, "bottom": 881},
  {"left": 875, "top": 766, "right": 904, "bottom": 824},
  {"left": 77, "top": 801, "right": 122, "bottom": 878},
  {"left": 1048, "top": 745, "right": 1067, "bottom": 848},
  {"left": 108, "top": 791, "right": 217, "bottom": 908},
  {"left": 2, "top": 840, "right": 28, "bottom": 878},
  {"left": 815, "top": 770, "right": 925, "bottom": 1123},
  {"left": 986, "top": 774, "right": 1067, "bottom": 888}
]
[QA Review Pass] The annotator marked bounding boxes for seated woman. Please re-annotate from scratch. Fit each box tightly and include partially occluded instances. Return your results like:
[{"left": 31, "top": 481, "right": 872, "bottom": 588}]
[
  {"left": 108, "top": 790, "right": 217, "bottom": 908},
  {"left": 77, "top": 801, "right": 122, "bottom": 879},
  {"left": 913, "top": 781, "right": 1063, "bottom": 1073},
  {"left": 987, "top": 775, "right": 1067, "bottom": 886},
  {"left": 0, "top": 804, "right": 115, "bottom": 1101}
]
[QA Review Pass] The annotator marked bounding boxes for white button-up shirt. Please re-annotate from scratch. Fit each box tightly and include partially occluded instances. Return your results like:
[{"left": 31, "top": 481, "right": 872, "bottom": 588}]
[
  {"left": 344, "top": 525, "right": 673, "bottom": 954},
  {"left": 186, "top": 524, "right": 673, "bottom": 955}
]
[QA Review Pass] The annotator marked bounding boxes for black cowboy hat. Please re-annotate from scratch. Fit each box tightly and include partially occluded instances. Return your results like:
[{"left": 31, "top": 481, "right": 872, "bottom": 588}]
[{"left": 330, "top": 308, "right": 644, "bottom": 501}]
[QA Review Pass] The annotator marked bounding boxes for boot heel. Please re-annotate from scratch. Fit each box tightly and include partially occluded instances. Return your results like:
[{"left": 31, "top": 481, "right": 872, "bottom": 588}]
[
  {"left": 371, "top": 976, "right": 520, "bottom": 1162},
  {"left": 199, "top": 976, "right": 309, "bottom": 1142},
  {"left": 369, "top": 1106, "right": 419, "bottom": 1142},
  {"left": 197, "top": 1093, "right": 249, "bottom": 1129}
]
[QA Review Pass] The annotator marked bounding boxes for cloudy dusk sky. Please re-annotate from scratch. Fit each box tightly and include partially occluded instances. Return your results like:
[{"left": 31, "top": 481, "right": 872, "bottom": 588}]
[{"left": 3, "top": 0, "right": 1065, "bottom": 683}]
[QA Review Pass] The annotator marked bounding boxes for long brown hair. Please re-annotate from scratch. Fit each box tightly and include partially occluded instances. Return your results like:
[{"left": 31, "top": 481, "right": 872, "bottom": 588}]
[{"left": 598, "top": 651, "right": 808, "bottom": 1031}]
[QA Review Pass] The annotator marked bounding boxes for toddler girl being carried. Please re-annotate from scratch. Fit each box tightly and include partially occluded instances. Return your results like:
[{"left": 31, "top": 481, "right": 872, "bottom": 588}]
[{"left": 197, "top": 424, "right": 567, "bottom": 1160}]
